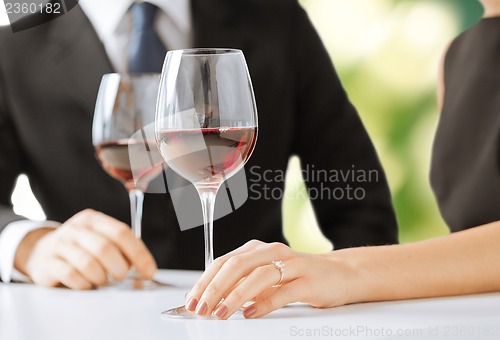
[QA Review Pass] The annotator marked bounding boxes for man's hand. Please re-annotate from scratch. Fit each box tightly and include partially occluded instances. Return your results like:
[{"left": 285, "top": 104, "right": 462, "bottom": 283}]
[{"left": 14, "top": 209, "right": 157, "bottom": 290}]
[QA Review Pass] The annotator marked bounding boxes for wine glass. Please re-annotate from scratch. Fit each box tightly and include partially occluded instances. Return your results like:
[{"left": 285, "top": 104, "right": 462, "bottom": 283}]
[
  {"left": 93, "top": 73, "right": 165, "bottom": 290},
  {"left": 155, "top": 49, "right": 258, "bottom": 317}
]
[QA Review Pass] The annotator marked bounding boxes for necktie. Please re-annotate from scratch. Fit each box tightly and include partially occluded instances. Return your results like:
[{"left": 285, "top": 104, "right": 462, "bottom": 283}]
[{"left": 128, "top": 2, "right": 167, "bottom": 73}]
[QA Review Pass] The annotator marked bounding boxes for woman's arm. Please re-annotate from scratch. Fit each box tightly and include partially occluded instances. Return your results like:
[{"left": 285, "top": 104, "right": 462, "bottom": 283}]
[
  {"left": 347, "top": 220, "right": 500, "bottom": 303},
  {"left": 184, "top": 221, "right": 500, "bottom": 319}
]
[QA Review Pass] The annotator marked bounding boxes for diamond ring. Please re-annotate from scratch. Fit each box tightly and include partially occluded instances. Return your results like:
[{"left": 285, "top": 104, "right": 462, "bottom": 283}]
[{"left": 271, "top": 260, "right": 285, "bottom": 288}]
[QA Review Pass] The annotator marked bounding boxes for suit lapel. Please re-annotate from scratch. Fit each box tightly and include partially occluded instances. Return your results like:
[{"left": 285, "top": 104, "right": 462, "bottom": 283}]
[{"left": 44, "top": 5, "right": 114, "bottom": 116}]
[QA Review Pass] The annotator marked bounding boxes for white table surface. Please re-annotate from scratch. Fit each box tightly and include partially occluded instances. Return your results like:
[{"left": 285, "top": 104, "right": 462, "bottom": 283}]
[{"left": 1, "top": 269, "right": 499, "bottom": 340}]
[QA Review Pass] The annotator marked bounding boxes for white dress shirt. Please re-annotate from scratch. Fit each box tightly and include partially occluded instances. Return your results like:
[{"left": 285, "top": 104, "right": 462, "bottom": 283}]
[
  {"left": 0, "top": 0, "right": 192, "bottom": 283},
  {"left": 79, "top": 0, "right": 192, "bottom": 72}
]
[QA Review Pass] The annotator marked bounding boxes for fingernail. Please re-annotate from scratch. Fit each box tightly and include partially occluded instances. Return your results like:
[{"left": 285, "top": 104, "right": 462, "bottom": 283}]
[
  {"left": 243, "top": 305, "right": 257, "bottom": 319},
  {"left": 213, "top": 304, "right": 228, "bottom": 319},
  {"left": 196, "top": 301, "right": 208, "bottom": 316},
  {"left": 186, "top": 297, "right": 198, "bottom": 312}
]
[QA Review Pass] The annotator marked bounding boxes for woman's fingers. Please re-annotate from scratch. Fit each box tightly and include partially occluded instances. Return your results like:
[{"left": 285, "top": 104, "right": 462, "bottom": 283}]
[
  {"left": 189, "top": 242, "right": 292, "bottom": 316},
  {"left": 243, "top": 279, "right": 306, "bottom": 319},
  {"left": 185, "top": 239, "right": 265, "bottom": 311},
  {"left": 212, "top": 259, "right": 304, "bottom": 319}
]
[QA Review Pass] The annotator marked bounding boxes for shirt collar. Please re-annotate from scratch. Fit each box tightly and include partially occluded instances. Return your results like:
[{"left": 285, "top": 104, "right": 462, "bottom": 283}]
[
  {"left": 152, "top": 0, "right": 191, "bottom": 33},
  {"left": 79, "top": 0, "right": 190, "bottom": 37}
]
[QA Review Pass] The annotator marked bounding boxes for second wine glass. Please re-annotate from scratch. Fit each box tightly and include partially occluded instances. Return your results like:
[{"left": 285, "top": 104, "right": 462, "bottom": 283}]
[{"left": 93, "top": 73, "right": 165, "bottom": 289}]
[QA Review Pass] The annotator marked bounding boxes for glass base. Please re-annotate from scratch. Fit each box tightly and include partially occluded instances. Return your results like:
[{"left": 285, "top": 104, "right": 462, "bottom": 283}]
[
  {"left": 161, "top": 306, "right": 216, "bottom": 319},
  {"left": 109, "top": 276, "right": 159, "bottom": 290},
  {"left": 104, "top": 269, "right": 169, "bottom": 290}
]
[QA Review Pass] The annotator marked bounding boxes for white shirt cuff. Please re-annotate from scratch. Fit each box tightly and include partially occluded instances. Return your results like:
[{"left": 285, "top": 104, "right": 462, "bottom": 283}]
[{"left": 0, "top": 220, "right": 60, "bottom": 283}]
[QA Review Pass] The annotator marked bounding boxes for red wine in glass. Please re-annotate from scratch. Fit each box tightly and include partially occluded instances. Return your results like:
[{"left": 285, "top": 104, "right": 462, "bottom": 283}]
[
  {"left": 157, "top": 127, "right": 257, "bottom": 186},
  {"left": 96, "top": 139, "right": 163, "bottom": 192}
]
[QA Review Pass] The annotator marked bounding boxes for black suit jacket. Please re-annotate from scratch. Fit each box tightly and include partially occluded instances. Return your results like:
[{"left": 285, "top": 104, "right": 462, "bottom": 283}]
[{"left": 0, "top": 0, "right": 398, "bottom": 269}]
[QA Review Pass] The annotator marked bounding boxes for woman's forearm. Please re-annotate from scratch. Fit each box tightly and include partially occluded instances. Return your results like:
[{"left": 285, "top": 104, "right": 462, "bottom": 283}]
[{"left": 337, "top": 221, "right": 500, "bottom": 304}]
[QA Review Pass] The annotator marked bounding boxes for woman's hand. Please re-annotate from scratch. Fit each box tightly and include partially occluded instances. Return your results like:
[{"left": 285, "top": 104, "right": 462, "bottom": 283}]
[
  {"left": 184, "top": 240, "right": 353, "bottom": 319},
  {"left": 186, "top": 222, "right": 500, "bottom": 319}
]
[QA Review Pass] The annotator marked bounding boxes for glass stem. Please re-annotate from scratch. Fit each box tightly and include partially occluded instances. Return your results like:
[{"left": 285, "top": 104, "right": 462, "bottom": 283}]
[
  {"left": 129, "top": 189, "right": 145, "bottom": 239},
  {"left": 198, "top": 188, "right": 219, "bottom": 269}
]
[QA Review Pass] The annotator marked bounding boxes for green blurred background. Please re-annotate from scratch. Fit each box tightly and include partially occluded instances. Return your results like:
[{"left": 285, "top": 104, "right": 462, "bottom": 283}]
[{"left": 284, "top": 0, "right": 484, "bottom": 252}]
